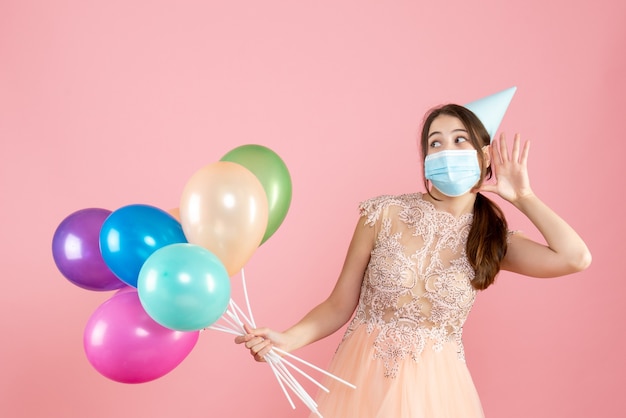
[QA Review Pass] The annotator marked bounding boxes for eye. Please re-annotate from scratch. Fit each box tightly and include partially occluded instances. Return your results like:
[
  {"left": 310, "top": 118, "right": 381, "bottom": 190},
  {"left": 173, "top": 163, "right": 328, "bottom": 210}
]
[
  {"left": 429, "top": 140, "right": 441, "bottom": 148},
  {"left": 455, "top": 136, "right": 468, "bottom": 144}
]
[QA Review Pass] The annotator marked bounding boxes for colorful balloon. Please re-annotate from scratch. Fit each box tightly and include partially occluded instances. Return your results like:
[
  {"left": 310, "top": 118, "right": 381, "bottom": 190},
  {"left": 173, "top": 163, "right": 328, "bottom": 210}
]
[
  {"left": 167, "top": 207, "right": 180, "bottom": 221},
  {"left": 221, "top": 144, "right": 292, "bottom": 244},
  {"left": 179, "top": 161, "right": 268, "bottom": 276},
  {"left": 52, "top": 208, "right": 125, "bottom": 291},
  {"left": 99, "top": 204, "right": 187, "bottom": 287},
  {"left": 114, "top": 285, "right": 136, "bottom": 295},
  {"left": 83, "top": 290, "right": 199, "bottom": 384},
  {"left": 137, "top": 243, "right": 231, "bottom": 331}
]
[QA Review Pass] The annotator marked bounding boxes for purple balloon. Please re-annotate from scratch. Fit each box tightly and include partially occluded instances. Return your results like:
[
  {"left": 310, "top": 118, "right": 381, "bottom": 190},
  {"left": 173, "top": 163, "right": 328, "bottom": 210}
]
[
  {"left": 83, "top": 290, "right": 200, "bottom": 384},
  {"left": 52, "top": 208, "right": 124, "bottom": 291}
]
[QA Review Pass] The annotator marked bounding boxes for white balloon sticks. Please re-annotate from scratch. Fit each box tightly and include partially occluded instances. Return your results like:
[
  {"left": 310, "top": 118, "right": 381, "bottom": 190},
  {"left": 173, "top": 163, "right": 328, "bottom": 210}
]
[{"left": 206, "top": 269, "right": 356, "bottom": 417}]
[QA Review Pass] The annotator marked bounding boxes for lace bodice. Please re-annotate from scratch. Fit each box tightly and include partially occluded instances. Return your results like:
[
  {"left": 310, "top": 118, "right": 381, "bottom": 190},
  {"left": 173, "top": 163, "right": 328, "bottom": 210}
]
[{"left": 343, "top": 193, "right": 477, "bottom": 378}]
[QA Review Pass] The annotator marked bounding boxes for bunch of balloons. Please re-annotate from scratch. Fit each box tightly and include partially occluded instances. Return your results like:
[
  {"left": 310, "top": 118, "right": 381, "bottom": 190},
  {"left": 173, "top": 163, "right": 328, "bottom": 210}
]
[{"left": 52, "top": 145, "right": 292, "bottom": 384}]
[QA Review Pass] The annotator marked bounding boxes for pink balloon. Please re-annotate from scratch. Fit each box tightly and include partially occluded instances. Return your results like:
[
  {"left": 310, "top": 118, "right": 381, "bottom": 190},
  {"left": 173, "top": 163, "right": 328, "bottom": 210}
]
[
  {"left": 114, "top": 285, "right": 136, "bottom": 295},
  {"left": 83, "top": 291, "right": 199, "bottom": 384},
  {"left": 179, "top": 161, "right": 268, "bottom": 276}
]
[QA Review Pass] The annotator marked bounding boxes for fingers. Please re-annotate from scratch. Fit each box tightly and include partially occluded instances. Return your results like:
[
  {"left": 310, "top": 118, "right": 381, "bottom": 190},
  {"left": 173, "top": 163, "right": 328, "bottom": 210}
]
[
  {"left": 244, "top": 334, "right": 267, "bottom": 349},
  {"left": 252, "top": 340, "right": 273, "bottom": 361},
  {"left": 234, "top": 332, "right": 258, "bottom": 344},
  {"left": 498, "top": 132, "right": 508, "bottom": 163},
  {"left": 495, "top": 133, "right": 528, "bottom": 165},
  {"left": 510, "top": 133, "right": 520, "bottom": 163},
  {"left": 241, "top": 334, "right": 272, "bottom": 362},
  {"left": 476, "top": 182, "right": 497, "bottom": 194},
  {"left": 520, "top": 137, "right": 530, "bottom": 165},
  {"left": 234, "top": 324, "right": 258, "bottom": 344},
  {"left": 234, "top": 324, "right": 275, "bottom": 362},
  {"left": 234, "top": 324, "right": 265, "bottom": 342},
  {"left": 491, "top": 133, "right": 505, "bottom": 166}
]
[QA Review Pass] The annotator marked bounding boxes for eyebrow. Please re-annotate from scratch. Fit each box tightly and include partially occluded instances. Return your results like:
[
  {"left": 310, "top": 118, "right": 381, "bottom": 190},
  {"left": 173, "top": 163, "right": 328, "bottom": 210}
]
[{"left": 427, "top": 128, "right": 468, "bottom": 139}]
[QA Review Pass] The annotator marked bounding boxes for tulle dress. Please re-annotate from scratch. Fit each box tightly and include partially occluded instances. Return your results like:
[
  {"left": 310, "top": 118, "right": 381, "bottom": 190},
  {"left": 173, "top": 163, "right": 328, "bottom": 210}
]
[{"left": 311, "top": 193, "right": 485, "bottom": 418}]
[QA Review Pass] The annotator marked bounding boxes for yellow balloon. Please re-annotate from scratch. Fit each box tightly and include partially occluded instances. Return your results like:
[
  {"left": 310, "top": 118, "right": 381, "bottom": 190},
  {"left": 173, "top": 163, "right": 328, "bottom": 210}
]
[{"left": 179, "top": 161, "right": 269, "bottom": 276}]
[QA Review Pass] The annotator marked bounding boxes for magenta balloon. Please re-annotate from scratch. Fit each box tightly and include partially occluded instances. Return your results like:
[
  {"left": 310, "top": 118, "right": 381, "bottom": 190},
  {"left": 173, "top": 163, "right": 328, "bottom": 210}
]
[
  {"left": 114, "top": 285, "right": 136, "bottom": 295},
  {"left": 52, "top": 208, "right": 125, "bottom": 291},
  {"left": 83, "top": 291, "right": 200, "bottom": 384}
]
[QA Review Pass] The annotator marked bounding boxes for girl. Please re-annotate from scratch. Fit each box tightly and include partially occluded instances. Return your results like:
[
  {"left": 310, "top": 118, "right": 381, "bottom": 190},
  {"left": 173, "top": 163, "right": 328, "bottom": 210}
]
[{"left": 236, "top": 104, "right": 591, "bottom": 417}]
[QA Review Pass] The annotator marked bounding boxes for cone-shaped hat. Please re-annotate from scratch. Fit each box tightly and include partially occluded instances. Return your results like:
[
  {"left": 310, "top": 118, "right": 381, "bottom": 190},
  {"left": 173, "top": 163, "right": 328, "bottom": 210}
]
[{"left": 465, "top": 86, "right": 517, "bottom": 141}]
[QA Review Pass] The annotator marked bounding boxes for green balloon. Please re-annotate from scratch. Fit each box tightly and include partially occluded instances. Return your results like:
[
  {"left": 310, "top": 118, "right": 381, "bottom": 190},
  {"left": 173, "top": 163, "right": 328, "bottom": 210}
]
[{"left": 221, "top": 144, "right": 292, "bottom": 244}]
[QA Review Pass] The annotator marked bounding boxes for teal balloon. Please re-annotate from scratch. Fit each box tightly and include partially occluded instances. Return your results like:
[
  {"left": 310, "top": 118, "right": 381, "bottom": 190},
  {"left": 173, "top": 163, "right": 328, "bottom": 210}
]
[
  {"left": 137, "top": 244, "right": 231, "bottom": 331},
  {"left": 221, "top": 144, "right": 292, "bottom": 244}
]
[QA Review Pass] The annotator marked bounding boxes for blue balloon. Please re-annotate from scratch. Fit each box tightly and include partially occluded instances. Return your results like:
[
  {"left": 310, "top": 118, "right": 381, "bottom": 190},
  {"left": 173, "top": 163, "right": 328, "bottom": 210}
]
[
  {"left": 99, "top": 204, "right": 187, "bottom": 287},
  {"left": 137, "top": 243, "right": 231, "bottom": 331}
]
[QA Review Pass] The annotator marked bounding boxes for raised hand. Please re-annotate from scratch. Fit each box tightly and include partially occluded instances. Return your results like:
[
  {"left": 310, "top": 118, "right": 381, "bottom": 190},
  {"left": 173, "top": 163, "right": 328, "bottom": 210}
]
[{"left": 479, "top": 133, "right": 533, "bottom": 203}]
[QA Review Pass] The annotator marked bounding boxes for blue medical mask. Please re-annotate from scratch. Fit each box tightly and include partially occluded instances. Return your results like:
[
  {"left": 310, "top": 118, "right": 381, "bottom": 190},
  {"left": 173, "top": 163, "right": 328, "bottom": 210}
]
[{"left": 424, "top": 149, "right": 481, "bottom": 197}]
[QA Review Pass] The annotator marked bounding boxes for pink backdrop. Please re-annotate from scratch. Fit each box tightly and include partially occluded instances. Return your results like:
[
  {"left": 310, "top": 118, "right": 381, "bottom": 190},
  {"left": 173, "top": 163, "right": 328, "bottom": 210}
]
[{"left": 1, "top": 1, "right": 624, "bottom": 417}]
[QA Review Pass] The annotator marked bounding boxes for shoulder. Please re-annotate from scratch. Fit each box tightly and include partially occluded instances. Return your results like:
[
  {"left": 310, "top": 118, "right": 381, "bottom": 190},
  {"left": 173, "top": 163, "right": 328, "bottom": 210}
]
[{"left": 358, "top": 193, "right": 422, "bottom": 226}]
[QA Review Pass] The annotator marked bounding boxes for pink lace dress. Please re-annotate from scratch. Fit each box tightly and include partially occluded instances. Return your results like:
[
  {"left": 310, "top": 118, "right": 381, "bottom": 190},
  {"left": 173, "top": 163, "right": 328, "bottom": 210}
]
[{"left": 311, "top": 193, "right": 484, "bottom": 418}]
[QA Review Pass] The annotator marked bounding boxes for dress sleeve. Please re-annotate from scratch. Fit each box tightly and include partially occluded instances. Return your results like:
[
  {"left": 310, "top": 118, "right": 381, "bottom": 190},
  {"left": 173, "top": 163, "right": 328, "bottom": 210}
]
[
  {"left": 358, "top": 195, "right": 396, "bottom": 227},
  {"left": 506, "top": 229, "right": 521, "bottom": 243}
]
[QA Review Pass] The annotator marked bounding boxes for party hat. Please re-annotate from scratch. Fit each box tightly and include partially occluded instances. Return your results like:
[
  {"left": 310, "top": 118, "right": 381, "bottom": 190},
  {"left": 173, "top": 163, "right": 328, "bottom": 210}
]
[{"left": 465, "top": 86, "right": 517, "bottom": 141}]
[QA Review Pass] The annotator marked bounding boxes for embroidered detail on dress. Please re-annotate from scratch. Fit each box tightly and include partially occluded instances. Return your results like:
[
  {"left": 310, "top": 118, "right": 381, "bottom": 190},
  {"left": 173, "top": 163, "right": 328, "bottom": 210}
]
[
  {"left": 344, "top": 193, "right": 477, "bottom": 378},
  {"left": 507, "top": 229, "right": 521, "bottom": 244}
]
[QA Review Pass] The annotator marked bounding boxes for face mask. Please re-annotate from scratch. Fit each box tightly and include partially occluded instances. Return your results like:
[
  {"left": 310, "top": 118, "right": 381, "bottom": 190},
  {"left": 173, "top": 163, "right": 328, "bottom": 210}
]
[{"left": 424, "top": 149, "right": 481, "bottom": 197}]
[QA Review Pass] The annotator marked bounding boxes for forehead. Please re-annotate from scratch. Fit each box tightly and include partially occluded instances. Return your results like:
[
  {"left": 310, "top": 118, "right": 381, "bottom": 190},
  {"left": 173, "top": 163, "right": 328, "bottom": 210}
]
[{"left": 428, "top": 114, "right": 466, "bottom": 134}]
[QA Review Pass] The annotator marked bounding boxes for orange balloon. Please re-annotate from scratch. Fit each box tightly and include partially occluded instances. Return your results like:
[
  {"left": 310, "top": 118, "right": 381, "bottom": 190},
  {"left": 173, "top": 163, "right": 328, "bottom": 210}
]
[
  {"left": 167, "top": 208, "right": 180, "bottom": 221},
  {"left": 179, "top": 161, "right": 268, "bottom": 276}
]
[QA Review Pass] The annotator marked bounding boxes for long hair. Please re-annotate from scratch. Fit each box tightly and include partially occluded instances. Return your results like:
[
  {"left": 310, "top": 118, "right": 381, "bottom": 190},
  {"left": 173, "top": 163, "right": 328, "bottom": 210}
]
[{"left": 420, "top": 104, "right": 508, "bottom": 290}]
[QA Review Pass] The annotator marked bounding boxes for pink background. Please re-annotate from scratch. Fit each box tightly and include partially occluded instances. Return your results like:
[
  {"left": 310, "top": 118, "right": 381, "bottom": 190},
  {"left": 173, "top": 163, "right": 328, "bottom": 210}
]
[{"left": 1, "top": 1, "right": 624, "bottom": 417}]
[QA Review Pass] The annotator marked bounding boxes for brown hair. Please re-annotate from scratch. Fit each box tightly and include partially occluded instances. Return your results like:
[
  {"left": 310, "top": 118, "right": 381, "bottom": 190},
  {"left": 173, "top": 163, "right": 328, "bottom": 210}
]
[{"left": 420, "top": 104, "right": 508, "bottom": 290}]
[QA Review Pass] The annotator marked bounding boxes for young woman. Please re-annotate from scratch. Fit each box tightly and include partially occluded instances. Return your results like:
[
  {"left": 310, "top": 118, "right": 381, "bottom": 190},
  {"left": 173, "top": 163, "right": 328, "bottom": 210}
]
[{"left": 235, "top": 104, "right": 592, "bottom": 417}]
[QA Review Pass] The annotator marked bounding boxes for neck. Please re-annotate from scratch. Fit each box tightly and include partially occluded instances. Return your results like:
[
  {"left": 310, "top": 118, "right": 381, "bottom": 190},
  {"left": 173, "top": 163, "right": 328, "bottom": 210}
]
[{"left": 422, "top": 189, "right": 477, "bottom": 218}]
